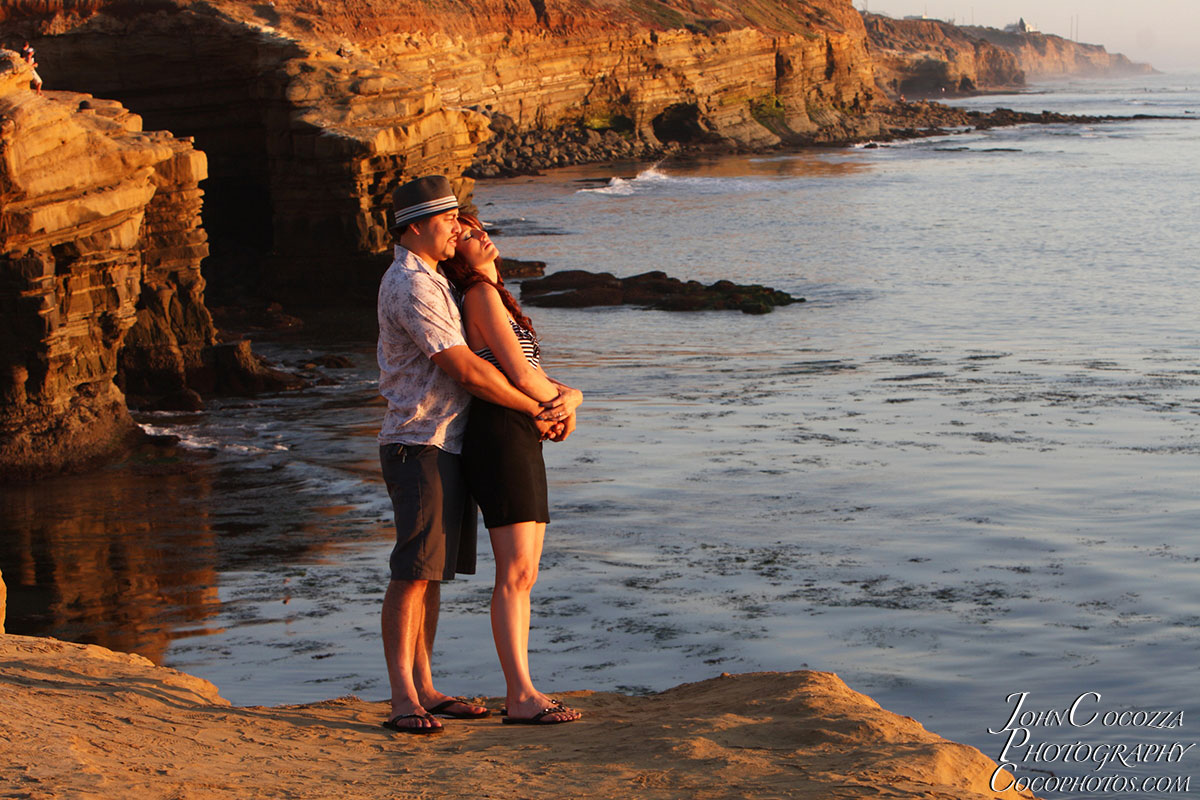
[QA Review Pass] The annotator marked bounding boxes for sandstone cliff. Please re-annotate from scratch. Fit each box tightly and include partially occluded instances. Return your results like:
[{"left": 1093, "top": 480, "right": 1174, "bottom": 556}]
[
  {"left": 865, "top": 15, "right": 1154, "bottom": 99},
  {"left": 864, "top": 13, "right": 1023, "bottom": 97},
  {"left": 345, "top": 0, "right": 879, "bottom": 148},
  {"left": 0, "top": 48, "right": 302, "bottom": 480},
  {"left": 1, "top": 51, "right": 210, "bottom": 479}
]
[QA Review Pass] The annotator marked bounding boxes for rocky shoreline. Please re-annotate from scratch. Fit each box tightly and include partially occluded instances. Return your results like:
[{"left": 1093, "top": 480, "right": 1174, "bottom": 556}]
[
  {"left": 467, "top": 101, "right": 1182, "bottom": 178},
  {"left": 466, "top": 113, "right": 672, "bottom": 178}
]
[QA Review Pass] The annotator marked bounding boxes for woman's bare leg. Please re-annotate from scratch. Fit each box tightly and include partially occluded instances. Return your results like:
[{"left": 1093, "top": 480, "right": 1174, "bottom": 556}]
[{"left": 490, "top": 521, "right": 580, "bottom": 722}]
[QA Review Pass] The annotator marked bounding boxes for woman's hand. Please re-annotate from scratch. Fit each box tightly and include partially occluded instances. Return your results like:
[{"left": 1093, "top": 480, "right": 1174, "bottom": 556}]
[{"left": 537, "top": 385, "right": 582, "bottom": 420}]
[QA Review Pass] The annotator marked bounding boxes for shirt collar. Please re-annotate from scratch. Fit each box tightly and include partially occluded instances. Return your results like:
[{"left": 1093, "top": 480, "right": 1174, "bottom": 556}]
[{"left": 394, "top": 244, "right": 448, "bottom": 282}]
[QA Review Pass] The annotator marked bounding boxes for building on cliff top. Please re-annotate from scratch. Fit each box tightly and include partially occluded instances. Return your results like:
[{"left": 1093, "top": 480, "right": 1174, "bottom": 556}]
[{"left": 1004, "top": 18, "right": 1039, "bottom": 34}]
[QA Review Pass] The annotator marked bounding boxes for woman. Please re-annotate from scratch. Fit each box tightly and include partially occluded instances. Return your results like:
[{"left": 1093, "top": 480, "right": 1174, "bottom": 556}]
[{"left": 441, "top": 214, "right": 584, "bottom": 725}]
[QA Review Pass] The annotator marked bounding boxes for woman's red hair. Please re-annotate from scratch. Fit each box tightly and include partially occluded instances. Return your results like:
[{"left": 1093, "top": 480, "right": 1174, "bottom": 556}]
[{"left": 441, "top": 214, "right": 536, "bottom": 336}]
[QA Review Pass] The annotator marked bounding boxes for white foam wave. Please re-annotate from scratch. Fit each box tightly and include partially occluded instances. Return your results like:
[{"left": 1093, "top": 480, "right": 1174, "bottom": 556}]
[
  {"left": 139, "top": 423, "right": 290, "bottom": 454},
  {"left": 578, "top": 165, "right": 764, "bottom": 197},
  {"left": 580, "top": 165, "right": 672, "bottom": 195}
]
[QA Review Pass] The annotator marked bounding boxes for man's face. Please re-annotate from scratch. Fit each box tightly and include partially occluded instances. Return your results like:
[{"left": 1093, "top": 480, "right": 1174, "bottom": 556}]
[{"left": 423, "top": 209, "right": 462, "bottom": 261}]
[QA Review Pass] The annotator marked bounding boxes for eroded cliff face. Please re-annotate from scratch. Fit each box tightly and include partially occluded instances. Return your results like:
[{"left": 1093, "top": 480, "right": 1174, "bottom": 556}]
[
  {"left": 864, "top": 14, "right": 1023, "bottom": 97},
  {"left": 0, "top": 51, "right": 211, "bottom": 479},
  {"left": 340, "top": 0, "right": 880, "bottom": 150},
  {"left": 964, "top": 26, "right": 1153, "bottom": 80}
]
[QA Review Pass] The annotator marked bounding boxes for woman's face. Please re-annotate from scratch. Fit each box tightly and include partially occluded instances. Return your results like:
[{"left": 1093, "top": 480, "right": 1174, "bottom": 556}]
[{"left": 456, "top": 226, "right": 498, "bottom": 269}]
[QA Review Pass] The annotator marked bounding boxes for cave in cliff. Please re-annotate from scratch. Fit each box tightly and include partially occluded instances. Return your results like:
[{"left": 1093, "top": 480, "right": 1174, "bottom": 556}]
[{"left": 652, "top": 103, "right": 712, "bottom": 145}]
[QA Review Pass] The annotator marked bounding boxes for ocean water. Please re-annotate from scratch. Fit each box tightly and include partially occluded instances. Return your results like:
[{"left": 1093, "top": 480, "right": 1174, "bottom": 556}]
[{"left": 3, "top": 73, "right": 1199, "bottom": 797}]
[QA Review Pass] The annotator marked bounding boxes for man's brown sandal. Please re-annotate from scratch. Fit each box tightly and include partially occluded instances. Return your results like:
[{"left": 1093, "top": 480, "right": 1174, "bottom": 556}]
[{"left": 383, "top": 713, "right": 444, "bottom": 735}]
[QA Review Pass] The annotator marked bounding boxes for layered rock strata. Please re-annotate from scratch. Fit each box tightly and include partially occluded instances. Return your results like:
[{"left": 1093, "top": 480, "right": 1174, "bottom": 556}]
[
  {"left": 363, "top": 17, "right": 880, "bottom": 152},
  {"left": 0, "top": 50, "right": 299, "bottom": 479},
  {"left": 864, "top": 14, "right": 1024, "bottom": 97},
  {"left": 1, "top": 51, "right": 210, "bottom": 479},
  {"left": 263, "top": 0, "right": 883, "bottom": 151}
]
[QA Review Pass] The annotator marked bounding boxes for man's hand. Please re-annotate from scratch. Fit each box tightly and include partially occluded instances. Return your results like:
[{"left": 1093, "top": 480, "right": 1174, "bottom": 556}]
[
  {"left": 431, "top": 346, "right": 544, "bottom": 418},
  {"left": 548, "top": 412, "right": 576, "bottom": 442},
  {"left": 535, "top": 418, "right": 559, "bottom": 441}
]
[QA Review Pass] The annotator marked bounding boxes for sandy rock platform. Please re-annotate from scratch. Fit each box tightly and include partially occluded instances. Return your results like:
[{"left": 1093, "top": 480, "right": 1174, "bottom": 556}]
[{"left": 0, "top": 634, "right": 1032, "bottom": 799}]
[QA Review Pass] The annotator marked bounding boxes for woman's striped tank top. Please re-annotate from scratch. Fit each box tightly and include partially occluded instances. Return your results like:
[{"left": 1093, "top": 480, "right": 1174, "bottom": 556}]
[{"left": 474, "top": 318, "right": 541, "bottom": 372}]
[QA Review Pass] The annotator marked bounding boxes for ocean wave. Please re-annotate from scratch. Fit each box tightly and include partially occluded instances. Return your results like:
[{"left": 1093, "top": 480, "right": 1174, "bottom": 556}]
[
  {"left": 579, "top": 165, "right": 672, "bottom": 195},
  {"left": 138, "top": 422, "right": 291, "bottom": 455}
]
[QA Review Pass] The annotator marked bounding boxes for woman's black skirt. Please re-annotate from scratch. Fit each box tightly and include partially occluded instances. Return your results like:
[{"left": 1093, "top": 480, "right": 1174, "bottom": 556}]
[{"left": 461, "top": 398, "right": 550, "bottom": 528}]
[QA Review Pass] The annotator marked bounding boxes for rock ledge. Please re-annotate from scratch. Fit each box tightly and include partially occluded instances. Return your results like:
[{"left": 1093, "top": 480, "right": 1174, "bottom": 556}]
[{"left": 0, "top": 633, "right": 1034, "bottom": 800}]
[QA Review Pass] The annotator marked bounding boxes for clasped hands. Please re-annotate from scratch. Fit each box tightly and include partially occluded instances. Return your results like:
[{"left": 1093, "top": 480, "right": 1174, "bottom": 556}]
[{"left": 534, "top": 386, "right": 582, "bottom": 442}]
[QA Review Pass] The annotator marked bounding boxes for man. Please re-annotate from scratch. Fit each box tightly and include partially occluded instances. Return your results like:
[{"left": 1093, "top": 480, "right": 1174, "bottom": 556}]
[{"left": 377, "top": 175, "right": 566, "bottom": 735}]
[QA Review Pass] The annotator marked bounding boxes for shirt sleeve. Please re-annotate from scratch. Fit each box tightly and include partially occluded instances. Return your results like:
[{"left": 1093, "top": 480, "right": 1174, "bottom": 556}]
[{"left": 384, "top": 270, "right": 467, "bottom": 358}]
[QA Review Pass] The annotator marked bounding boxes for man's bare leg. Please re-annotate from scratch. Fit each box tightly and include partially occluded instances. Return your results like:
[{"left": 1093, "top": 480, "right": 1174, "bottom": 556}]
[
  {"left": 411, "top": 581, "right": 488, "bottom": 717},
  {"left": 381, "top": 578, "right": 441, "bottom": 731},
  {"left": 412, "top": 579, "right": 439, "bottom": 695}
]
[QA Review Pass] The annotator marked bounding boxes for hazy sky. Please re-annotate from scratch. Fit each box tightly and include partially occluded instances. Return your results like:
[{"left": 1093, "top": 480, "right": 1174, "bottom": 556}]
[{"left": 856, "top": 0, "right": 1200, "bottom": 72}]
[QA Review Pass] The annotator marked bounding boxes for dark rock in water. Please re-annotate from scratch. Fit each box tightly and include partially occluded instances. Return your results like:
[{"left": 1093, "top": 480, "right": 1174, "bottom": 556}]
[
  {"left": 499, "top": 258, "right": 546, "bottom": 279},
  {"left": 308, "top": 355, "right": 356, "bottom": 369},
  {"left": 524, "top": 270, "right": 622, "bottom": 292},
  {"left": 192, "top": 341, "right": 306, "bottom": 396},
  {"left": 466, "top": 122, "right": 671, "bottom": 178},
  {"left": 520, "top": 270, "right": 802, "bottom": 314},
  {"left": 151, "top": 388, "right": 206, "bottom": 413},
  {"left": 126, "top": 340, "right": 306, "bottom": 410},
  {"left": 209, "top": 303, "right": 305, "bottom": 339}
]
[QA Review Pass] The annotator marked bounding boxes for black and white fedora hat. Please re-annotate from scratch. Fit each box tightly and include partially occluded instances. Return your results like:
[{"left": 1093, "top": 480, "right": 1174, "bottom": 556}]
[{"left": 391, "top": 175, "right": 459, "bottom": 229}]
